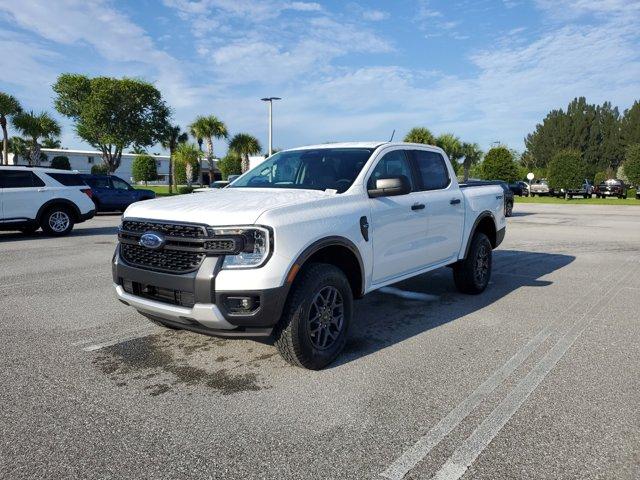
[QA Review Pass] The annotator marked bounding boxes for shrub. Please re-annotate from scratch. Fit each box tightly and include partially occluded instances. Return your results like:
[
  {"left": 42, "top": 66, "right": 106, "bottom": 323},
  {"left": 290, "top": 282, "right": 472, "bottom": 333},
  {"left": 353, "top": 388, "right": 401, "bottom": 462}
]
[
  {"left": 217, "top": 152, "right": 242, "bottom": 179},
  {"left": 91, "top": 163, "right": 109, "bottom": 174},
  {"left": 547, "top": 149, "right": 586, "bottom": 191},
  {"left": 481, "top": 146, "right": 519, "bottom": 182},
  {"left": 173, "top": 143, "right": 201, "bottom": 185},
  {"left": 593, "top": 171, "right": 607, "bottom": 186},
  {"left": 131, "top": 154, "right": 158, "bottom": 184},
  {"left": 51, "top": 155, "right": 71, "bottom": 170},
  {"left": 177, "top": 186, "right": 194, "bottom": 194},
  {"left": 623, "top": 144, "right": 640, "bottom": 186}
]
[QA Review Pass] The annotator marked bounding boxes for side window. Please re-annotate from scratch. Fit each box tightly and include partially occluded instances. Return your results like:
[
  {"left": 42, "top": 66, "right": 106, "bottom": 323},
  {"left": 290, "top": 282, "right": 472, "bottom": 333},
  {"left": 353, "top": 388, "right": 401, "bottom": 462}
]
[
  {"left": 0, "top": 170, "right": 45, "bottom": 188},
  {"left": 111, "top": 178, "right": 130, "bottom": 190},
  {"left": 46, "top": 173, "right": 87, "bottom": 186},
  {"left": 412, "top": 150, "right": 450, "bottom": 191},
  {"left": 367, "top": 150, "right": 413, "bottom": 190}
]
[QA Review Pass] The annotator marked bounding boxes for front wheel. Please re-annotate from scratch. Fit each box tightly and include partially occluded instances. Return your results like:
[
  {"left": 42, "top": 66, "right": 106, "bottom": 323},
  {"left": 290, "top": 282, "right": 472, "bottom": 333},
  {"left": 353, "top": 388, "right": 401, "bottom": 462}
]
[
  {"left": 453, "top": 233, "right": 492, "bottom": 295},
  {"left": 41, "top": 207, "right": 74, "bottom": 236},
  {"left": 274, "top": 263, "right": 353, "bottom": 370}
]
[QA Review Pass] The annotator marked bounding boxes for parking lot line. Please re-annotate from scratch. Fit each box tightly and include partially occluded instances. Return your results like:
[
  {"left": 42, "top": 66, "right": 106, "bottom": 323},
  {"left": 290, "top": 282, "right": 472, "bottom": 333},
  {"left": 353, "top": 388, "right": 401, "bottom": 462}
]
[
  {"left": 380, "top": 258, "right": 632, "bottom": 480},
  {"left": 430, "top": 265, "right": 636, "bottom": 480},
  {"left": 81, "top": 325, "right": 162, "bottom": 352}
]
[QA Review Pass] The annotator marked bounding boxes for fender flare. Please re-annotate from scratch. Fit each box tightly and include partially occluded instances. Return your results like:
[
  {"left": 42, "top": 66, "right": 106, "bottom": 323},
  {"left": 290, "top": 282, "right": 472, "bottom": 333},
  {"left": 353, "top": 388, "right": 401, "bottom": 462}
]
[
  {"left": 463, "top": 211, "right": 497, "bottom": 259},
  {"left": 36, "top": 199, "right": 82, "bottom": 223},
  {"left": 288, "top": 236, "right": 366, "bottom": 297}
]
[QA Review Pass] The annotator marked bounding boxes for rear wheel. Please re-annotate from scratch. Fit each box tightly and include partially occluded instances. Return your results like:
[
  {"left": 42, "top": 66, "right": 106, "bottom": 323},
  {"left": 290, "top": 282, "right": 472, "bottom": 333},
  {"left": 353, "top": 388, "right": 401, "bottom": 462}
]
[
  {"left": 453, "top": 233, "right": 492, "bottom": 295},
  {"left": 41, "top": 206, "right": 74, "bottom": 236},
  {"left": 274, "top": 263, "right": 352, "bottom": 370},
  {"left": 505, "top": 201, "right": 513, "bottom": 217}
]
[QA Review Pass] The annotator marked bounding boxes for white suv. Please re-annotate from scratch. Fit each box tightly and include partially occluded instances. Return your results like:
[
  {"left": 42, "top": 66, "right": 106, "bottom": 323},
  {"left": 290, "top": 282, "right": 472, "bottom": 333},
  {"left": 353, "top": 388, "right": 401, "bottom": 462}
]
[
  {"left": 0, "top": 166, "right": 96, "bottom": 235},
  {"left": 113, "top": 142, "right": 506, "bottom": 368}
]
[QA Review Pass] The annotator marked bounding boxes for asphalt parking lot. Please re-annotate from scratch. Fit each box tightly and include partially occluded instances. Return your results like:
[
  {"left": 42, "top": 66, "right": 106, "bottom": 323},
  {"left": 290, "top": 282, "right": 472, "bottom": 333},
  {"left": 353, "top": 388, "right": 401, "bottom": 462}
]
[{"left": 1, "top": 204, "right": 639, "bottom": 480}]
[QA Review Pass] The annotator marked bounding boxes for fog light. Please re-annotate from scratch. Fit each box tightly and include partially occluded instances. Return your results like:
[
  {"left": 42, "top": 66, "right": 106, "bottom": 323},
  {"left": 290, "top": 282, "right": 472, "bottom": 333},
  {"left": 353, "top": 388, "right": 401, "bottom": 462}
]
[{"left": 224, "top": 296, "right": 260, "bottom": 314}]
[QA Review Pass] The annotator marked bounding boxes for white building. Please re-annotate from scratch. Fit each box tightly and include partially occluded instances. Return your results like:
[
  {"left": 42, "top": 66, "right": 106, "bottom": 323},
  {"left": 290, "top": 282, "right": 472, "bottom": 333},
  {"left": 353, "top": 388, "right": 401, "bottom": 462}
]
[{"left": 10, "top": 148, "right": 175, "bottom": 184}]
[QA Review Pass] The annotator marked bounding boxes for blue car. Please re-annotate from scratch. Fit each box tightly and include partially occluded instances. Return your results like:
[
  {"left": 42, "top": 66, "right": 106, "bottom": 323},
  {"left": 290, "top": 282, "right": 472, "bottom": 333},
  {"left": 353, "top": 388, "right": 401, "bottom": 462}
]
[{"left": 79, "top": 174, "right": 156, "bottom": 212}]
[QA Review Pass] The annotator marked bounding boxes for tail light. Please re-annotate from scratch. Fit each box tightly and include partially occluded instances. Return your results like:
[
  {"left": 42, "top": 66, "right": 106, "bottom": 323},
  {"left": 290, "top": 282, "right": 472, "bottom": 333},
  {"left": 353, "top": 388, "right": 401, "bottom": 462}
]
[{"left": 81, "top": 188, "right": 93, "bottom": 199}]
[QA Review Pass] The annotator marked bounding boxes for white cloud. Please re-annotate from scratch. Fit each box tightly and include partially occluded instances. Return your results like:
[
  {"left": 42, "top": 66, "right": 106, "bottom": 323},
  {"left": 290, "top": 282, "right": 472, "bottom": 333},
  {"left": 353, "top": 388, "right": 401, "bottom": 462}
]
[
  {"left": 286, "top": 2, "right": 322, "bottom": 12},
  {"left": 362, "top": 9, "right": 389, "bottom": 21}
]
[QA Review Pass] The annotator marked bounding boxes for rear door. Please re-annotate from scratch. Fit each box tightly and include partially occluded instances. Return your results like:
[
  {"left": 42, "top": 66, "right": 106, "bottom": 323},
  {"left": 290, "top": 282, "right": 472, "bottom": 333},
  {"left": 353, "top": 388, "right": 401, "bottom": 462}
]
[
  {"left": 409, "top": 149, "right": 464, "bottom": 266},
  {"left": 367, "top": 148, "right": 430, "bottom": 284},
  {"left": 110, "top": 176, "right": 135, "bottom": 209},
  {"left": 0, "top": 169, "right": 48, "bottom": 222}
]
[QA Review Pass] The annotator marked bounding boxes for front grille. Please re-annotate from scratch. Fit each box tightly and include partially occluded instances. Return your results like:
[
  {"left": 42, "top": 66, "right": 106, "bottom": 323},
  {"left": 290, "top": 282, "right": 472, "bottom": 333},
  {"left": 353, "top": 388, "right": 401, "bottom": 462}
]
[
  {"left": 121, "top": 220, "right": 207, "bottom": 238},
  {"left": 121, "top": 243, "right": 205, "bottom": 273}
]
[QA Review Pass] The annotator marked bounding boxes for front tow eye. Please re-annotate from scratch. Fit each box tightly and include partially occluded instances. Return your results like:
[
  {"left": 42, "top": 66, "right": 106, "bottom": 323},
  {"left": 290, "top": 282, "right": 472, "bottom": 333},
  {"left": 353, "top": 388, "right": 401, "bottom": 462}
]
[{"left": 360, "top": 216, "right": 369, "bottom": 242}]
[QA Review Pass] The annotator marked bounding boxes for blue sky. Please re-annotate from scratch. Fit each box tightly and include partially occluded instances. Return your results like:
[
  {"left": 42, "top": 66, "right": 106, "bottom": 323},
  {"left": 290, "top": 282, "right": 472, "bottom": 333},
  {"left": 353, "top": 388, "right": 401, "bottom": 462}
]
[{"left": 1, "top": 0, "right": 639, "bottom": 156}]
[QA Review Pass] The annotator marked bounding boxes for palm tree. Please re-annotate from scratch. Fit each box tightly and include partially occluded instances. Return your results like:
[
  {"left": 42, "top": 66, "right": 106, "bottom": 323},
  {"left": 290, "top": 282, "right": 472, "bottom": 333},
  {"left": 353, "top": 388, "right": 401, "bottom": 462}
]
[
  {"left": 161, "top": 124, "right": 188, "bottom": 194},
  {"left": 188, "top": 115, "right": 228, "bottom": 182},
  {"left": 229, "top": 133, "right": 262, "bottom": 173},
  {"left": 0, "top": 92, "right": 22, "bottom": 165},
  {"left": 460, "top": 142, "right": 483, "bottom": 182},
  {"left": 435, "top": 133, "right": 463, "bottom": 168},
  {"left": 8, "top": 136, "right": 29, "bottom": 162},
  {"left": 12, "top": 111, "right": 61, "bottom": 166},
  {"left": 404, "top": 127, "right": 435, "bottom": 145},
  {"left": 41, "top": 136, "right": 61, "bottom": 149}
]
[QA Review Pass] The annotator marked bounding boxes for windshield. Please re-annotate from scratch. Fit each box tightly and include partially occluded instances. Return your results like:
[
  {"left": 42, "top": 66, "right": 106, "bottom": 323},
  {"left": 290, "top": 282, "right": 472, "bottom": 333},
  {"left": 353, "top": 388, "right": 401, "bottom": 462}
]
[{"left": 229, "top": 148, "right": 374, "bottom": 193}]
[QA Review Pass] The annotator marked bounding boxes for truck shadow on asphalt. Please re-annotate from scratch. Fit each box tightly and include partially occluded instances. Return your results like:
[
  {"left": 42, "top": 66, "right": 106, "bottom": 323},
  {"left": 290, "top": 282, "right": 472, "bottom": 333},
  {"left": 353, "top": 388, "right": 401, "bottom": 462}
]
[{"left": 334, "top": 249, "right": 575, "bottom": 367}]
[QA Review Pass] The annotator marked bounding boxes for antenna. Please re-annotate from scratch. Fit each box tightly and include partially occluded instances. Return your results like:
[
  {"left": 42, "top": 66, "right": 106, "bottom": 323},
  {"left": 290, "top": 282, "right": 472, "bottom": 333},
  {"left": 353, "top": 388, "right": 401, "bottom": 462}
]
[{"left": 389, "top": 129, "right": 395, "bottom": 142}]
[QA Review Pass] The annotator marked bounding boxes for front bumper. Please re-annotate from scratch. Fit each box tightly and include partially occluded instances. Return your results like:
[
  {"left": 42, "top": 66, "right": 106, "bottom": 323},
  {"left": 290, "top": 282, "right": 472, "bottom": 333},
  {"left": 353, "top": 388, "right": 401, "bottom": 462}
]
[{"left": 112, "top": 245, "right": 288, "bottom": 337}]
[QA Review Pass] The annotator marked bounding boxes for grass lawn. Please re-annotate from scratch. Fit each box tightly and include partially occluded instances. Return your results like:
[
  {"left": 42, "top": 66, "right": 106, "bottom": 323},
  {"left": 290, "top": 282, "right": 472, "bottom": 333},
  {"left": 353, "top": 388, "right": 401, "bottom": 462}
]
[
  {"left": 134, "top": 185, "right": 195, "bottom": 196},
  {"left": 516, "top": 188, "right": 639, "bottom": 205}
]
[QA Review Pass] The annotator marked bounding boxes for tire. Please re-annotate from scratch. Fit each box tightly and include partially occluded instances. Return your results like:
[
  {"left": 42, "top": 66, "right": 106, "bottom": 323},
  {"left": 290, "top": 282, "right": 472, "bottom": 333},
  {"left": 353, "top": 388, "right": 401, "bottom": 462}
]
[
  {"left": 274, "top": 263, "right": 353, "bottom": 370},
  {"left": 622, "top": 194, "right": 627, "bottom": 199},
  {"left": 505, "top": 201, "right": 513, "bottom": 217},
  {"left": 453, "top": 233, "right": 492, "bottom": 295},
  {"left": 41, "top": 206, "right": 75, "bottom": 236}
]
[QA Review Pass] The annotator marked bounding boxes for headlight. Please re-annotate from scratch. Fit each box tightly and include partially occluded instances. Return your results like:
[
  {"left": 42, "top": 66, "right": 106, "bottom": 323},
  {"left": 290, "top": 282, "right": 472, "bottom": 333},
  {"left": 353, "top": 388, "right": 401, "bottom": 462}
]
[{"left": 213, "top": 226, "right": 272, "bottom": 269}]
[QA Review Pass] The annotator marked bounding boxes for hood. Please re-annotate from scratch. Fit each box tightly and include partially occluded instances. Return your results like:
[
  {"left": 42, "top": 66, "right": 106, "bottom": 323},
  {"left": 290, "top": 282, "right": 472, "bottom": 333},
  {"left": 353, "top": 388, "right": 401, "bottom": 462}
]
[{"left": 123, "top": 187, "right": 331, "bottom": 225}]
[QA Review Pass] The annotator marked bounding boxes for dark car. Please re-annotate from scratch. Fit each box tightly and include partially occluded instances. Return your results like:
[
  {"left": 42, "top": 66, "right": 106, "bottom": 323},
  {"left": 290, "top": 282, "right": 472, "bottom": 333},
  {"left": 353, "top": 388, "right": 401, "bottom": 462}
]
[
  {"left": 509, "top": 181, "right": 529, "bottom": 197},
  {"left": 594, "top": 178, "right": 627, "bottom": 199},
  {"left": 79, "top": 174, "right": 156, "bottom": 212},
  {"left": 464, "top": 180, "right": 514, "bottom": 217},
  {"left": 557, "top": 179, "right": 594, "bottom": 199}
]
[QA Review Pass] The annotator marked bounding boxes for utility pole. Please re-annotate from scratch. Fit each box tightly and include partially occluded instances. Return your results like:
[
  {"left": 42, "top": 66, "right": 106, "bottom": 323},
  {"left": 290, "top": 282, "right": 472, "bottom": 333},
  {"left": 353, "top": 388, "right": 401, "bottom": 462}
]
[{"left": 261, "top": 97, "right": 281, "bottom": 156}]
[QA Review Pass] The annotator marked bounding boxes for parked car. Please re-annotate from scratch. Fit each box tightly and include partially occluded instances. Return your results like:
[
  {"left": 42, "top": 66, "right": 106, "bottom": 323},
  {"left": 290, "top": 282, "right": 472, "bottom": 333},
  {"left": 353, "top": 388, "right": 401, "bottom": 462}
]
[
  {"left": 113, "top": 142, "right": 506, "bottom": 369},
  {"left": 636, "top": 188, "right": 640, "bottom": 200},
  {"left": 509, "top": 181, "right": 529, "bottom": 197},
  {"left": 464, "top": 180, "right": 514, "bottom": 217},
  {"left": 529, "top": 179, "right": 554, "bottom": 196},
  {"left": 227, "top": 174, "right": 241, "bottom": 184},
  {"left": 210, "top": 180, "right": 229, "bottom": 189},
  {"left": 79, "top": 174, "right": 156, "bottom": 212},
  {"left": 594, "top": 179, "right": 628, "bottom": 199},
  {"left": 0, "top": 166, "right": 95, "bottom": 235},
  {"left": 557, "top": 179, "right": 594, "bottom": 199}
]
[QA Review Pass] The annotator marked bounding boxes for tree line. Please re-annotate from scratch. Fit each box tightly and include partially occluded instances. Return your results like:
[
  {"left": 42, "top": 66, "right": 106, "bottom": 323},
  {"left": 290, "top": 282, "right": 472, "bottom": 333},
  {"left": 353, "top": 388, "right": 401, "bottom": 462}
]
[{"left": 0, "top": 74, "right": 263, "bottom": 193}]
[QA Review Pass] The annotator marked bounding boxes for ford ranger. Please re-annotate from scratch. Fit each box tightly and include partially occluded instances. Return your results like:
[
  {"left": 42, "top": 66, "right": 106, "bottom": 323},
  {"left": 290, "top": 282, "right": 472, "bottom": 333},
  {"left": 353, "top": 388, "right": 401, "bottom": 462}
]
[{"left": 113, "top": 142, "right": 506, "bottom": 369}]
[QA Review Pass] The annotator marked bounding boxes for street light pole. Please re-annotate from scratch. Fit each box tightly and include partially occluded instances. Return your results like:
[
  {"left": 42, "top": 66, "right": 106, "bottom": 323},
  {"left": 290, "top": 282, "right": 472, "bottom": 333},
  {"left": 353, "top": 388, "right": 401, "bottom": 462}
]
[{"left": 261, "top": 97, "right": 281, "bottom": 156}]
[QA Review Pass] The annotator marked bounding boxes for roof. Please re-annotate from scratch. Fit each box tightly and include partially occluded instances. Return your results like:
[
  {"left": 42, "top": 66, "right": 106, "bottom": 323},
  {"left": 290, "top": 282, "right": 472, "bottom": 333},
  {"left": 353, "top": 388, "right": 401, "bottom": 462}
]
[
  {"left": 0, "top": 165, "right": 82, "bottom": 174},
  {"left": 283, "top": 141, "right": 442, "bottom": 151}
]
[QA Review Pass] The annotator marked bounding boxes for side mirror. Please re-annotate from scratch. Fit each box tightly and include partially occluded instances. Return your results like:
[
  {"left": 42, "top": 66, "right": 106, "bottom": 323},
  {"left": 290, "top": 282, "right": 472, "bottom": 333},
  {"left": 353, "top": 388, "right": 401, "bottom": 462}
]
[{"left": 368, "top": 176, "right": 411, "bottom": 198}]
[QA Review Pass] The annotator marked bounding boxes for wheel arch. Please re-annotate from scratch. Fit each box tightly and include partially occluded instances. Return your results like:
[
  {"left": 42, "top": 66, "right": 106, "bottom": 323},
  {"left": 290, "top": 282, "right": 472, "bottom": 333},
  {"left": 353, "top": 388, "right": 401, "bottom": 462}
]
[
  {"left": 287, "top": 236, "right": 365, "bottom": 298},
  {"left": 36, "top": 199, "right": 82, "bottom": 223},
  {"left": 464, "top": 212, "right": 498, "bottom": 259}
]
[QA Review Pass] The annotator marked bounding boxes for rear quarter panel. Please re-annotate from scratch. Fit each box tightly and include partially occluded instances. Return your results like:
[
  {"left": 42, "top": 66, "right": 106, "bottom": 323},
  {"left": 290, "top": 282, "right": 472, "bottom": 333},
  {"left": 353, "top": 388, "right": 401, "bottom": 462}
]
[{"left": 459, "top": 185, "right": 506, "bottom": 259}]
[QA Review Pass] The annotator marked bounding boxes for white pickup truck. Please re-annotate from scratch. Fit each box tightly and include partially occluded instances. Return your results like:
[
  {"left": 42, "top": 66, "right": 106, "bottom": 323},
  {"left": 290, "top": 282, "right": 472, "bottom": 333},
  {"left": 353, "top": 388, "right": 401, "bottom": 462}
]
[{"left": 113, "top": 142, "right": 506, "bottom": 369}]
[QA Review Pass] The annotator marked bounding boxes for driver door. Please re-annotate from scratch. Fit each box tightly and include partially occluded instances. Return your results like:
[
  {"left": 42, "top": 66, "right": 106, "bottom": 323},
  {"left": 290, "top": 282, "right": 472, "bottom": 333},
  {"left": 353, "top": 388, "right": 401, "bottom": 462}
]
[
  {"left": 110, "top": 176, "right": 135, "bottom": 209},
  {"left": 368, "top": 149, "right": 429, "bottom": 285}
]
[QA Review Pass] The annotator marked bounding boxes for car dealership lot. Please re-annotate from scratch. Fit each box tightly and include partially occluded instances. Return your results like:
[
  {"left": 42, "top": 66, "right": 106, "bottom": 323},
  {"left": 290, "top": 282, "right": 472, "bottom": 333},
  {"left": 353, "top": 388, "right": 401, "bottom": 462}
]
[{"left": 1, "top": 206, "right": 638, "bottom": 479}]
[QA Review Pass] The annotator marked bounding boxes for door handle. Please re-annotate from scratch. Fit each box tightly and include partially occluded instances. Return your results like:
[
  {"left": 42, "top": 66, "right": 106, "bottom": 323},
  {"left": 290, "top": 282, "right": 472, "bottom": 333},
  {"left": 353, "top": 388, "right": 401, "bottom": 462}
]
[
  {"left": 450, "top": 198, "right": 461, "bottom": 205},
  {"left": 411, "top": 203, "right": 425, "bottom": 211}
]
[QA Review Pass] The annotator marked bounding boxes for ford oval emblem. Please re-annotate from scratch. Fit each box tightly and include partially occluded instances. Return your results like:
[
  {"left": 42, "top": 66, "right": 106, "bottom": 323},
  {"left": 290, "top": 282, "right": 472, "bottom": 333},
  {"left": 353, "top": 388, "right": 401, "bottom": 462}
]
[{"left": 139, "top": 232, "right": 165, "bottom": 250}]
